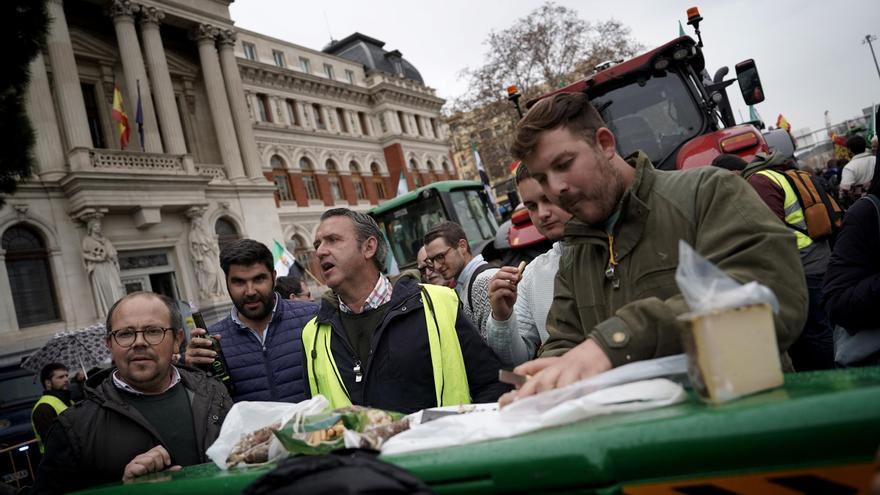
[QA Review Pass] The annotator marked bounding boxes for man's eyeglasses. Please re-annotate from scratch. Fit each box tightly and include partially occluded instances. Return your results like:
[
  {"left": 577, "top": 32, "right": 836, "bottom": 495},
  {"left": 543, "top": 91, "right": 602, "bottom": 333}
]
[
  {"left": 424, "top": 246, "right": 453, "bottom": 268},
  {"left": 108, "top": 327, "right": 173, "bottom": 347}
]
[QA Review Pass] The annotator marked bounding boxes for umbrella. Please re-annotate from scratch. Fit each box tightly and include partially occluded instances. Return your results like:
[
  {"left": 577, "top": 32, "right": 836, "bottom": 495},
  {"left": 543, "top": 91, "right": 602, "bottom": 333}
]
[{"left": 22, "top": 323, "right": 111, "bottom": 377}]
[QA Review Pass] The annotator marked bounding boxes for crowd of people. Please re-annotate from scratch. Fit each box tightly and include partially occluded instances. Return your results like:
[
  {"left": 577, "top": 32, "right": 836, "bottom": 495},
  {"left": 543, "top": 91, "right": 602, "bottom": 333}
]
[{"left": 25, "top": 92, "right": 879, "bottom": 492}]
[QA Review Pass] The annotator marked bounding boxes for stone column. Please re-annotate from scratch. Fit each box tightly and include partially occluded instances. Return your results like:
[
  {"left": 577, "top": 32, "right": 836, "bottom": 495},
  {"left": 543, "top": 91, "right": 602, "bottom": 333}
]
[
  {"left": 45, "top": 0, "right": 93, "bottom": 157},
  {"left": 295, "top": 101, "right": 309, "bottom": 129},
  {"left": 110, "top": 0, "right": 162, "bottom": 152},
  {"left": 139, "top": 6, "right": 187, "bottom": 154},
  {"left": 320, "top": 106, "right": 332, "bottom": 132},
  {"left": 348, "top": 110, "right": 361, "bottom": 136},
  {"left": 218, "top": 30, "right": 265, "bottom": 180},
  {"left": 193, "top": 24, "right": 245, "bottom": 181},
  {"left": 25, "top": 53, "right": 66, "bottom": 180}
]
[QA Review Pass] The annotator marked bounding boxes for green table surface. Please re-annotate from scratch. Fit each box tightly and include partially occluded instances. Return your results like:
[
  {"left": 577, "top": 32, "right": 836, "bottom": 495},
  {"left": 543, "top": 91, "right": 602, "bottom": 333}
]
[{"left": 79, "top": 368, "right": 880, "bottom": 494}]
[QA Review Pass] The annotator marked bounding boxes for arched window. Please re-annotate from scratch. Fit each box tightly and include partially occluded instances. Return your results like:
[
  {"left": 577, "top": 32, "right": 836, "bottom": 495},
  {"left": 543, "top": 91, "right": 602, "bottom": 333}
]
[
  {"left": 409, "top": 158, "right": 422, "bottom": 188},
  {"left": 350, "top": 161, "right": 367, "bottom": 200},
  {"left": 371, "top": 162, "right": 387, "bottom": 200},
  {"left": 326, "top": 160, "right": 343, "bottom": 201},
  {"left": 300, "top": 158, "right": 321, "bottom": 200},
  {"left": 426, "top": 160, "right": 438, "bottom": 183},
  {"left": 214, "top": 218, "right": 240, "bottom": 252},
  {"left": 2, "top": 225, "right": 59, "bottom": 327},
  {"left": 270, "top": 155, "right": 293, "bottom": 202},
  {"left": 442, "top": 161, "right": 452, "bottom": 177}
]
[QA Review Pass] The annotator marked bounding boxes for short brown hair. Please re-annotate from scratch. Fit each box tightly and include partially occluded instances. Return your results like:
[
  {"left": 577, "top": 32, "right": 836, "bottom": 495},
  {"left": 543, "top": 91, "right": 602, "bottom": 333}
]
[
  {"left": 424, "top": 221, "right": 469, "bottom": 253},
  {"left": 511, "top": 92, "right": 606, "bottom": 161}
]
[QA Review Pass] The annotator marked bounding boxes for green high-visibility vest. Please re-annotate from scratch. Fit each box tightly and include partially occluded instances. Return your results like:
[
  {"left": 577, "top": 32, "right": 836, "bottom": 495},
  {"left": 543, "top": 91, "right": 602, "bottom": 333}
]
[
  {"left": 31, "top": 394, "right": 69, "bottom": 453},
  {"left": 756, "top": 169, "right": 814, "bottom": 250},
  {"left": 302, "top": 284, "right": 471, "bottom": 409}
]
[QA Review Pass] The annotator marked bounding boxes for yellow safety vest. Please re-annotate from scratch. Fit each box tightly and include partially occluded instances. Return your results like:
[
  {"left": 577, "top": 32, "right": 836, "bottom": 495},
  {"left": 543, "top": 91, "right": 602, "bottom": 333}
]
[
  {"left": 302, "top": 284, "right": 471, "bottom": 409},
  {"left": 756, "top": 169, "right": 813, "bottom": 250},
  {"left": 31, "top": 394, "right": 69, "bottom": 453}
]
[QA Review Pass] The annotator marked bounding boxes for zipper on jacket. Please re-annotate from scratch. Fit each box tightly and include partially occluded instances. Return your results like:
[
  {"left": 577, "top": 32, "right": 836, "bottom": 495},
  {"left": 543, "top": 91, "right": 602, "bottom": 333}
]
[{"left": 605, "top": 234, "right": 620, "bottom": 289}]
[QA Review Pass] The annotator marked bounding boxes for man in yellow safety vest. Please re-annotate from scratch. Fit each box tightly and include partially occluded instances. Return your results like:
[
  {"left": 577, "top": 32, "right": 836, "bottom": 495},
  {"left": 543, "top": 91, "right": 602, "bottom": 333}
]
[
  {"left": 303, "top": 208, "right": 511, "bottom": 414},
  {"left": 31, "top": 363, "right": 73, "bottom": 453}
]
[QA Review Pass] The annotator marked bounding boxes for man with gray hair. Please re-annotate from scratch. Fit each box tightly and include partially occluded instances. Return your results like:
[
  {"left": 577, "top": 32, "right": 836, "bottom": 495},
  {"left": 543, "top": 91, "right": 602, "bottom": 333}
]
[{"left": 301, "top": 208, "right": 510, "bottom": 413}]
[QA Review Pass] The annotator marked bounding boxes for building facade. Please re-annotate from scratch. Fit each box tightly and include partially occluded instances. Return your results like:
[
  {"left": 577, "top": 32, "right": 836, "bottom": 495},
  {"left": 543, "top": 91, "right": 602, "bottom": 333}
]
[{"left": 0, "top": 0, "right": 454, "bottom": 366}]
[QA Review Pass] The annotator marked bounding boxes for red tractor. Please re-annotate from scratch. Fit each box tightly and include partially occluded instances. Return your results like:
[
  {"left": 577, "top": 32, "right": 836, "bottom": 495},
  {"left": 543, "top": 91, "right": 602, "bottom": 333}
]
[{"left": 504, "top": 6, "right": 770, "bottom": 248}]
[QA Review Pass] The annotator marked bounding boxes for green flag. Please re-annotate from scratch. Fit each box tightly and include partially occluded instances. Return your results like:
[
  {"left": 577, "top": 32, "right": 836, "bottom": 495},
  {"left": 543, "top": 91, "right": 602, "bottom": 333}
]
[{"left": 678, "top": 20, "right": 686, "bottom": 37}]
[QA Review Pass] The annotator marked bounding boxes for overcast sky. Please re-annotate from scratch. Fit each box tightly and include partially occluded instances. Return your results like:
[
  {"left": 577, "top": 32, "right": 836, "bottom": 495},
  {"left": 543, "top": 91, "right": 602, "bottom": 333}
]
[{"left": 231, "top": 1, "right": 880, "bottom": 135}]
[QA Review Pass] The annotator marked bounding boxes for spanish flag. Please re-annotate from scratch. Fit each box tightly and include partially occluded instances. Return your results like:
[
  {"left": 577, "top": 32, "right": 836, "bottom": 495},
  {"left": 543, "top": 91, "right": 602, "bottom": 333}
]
[
  {"left": 776, "top": 114, "right": 791, "bottom": 132},
  {"left": 111, "top": 84, "right": 131, "bottom": 149}
]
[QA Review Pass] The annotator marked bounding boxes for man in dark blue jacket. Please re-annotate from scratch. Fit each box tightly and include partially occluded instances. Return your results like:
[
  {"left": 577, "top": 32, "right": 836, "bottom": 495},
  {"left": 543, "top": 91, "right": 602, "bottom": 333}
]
[{"left": 185, "top": 239, "right": 318, "bottom": 402}]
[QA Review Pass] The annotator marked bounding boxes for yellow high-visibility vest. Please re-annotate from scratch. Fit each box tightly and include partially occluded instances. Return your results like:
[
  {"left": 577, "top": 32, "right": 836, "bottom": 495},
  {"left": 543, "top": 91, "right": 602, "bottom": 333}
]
[
  {"left": 31, "top": 394, "right": 69, "bottom": 453},
  {"left": 302, "top": 284, "right": 471, "bottom": 409},
  {"left": 756, "top": 169, "right": 813, "bottom": 250}
]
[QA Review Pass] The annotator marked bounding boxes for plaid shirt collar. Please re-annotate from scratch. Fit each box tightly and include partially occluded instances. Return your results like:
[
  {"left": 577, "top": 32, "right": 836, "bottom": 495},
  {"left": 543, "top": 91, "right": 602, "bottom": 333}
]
[
  {"left": 339, "top": 275, "right": 392, "bottom": 314},
  {"left": 112, "top": 365, "right": 181, "bottom": 396}
]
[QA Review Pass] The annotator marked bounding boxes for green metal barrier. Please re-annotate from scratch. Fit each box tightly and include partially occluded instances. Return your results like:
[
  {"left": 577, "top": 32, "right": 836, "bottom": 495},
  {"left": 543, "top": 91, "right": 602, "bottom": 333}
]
[{"left": 77, "top": 368, "right": 880, "bottom": 494}]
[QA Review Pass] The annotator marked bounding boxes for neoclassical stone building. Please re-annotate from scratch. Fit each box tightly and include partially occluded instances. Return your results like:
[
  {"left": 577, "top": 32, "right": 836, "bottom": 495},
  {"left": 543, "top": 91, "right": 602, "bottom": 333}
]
[{"left": 0, "top": 0, "right": 455, "bottom": 366}]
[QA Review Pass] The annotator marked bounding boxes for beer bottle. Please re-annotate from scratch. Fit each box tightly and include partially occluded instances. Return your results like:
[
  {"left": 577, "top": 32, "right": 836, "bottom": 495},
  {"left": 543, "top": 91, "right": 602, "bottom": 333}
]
[{"left": 192, "top": 311, "right": 235, "bottom": 395}]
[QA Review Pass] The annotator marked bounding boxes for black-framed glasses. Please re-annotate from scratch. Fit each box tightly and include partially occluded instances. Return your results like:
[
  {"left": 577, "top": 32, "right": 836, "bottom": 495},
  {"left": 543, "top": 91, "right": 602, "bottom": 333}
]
[
  {"left": 108, "top": 327, "right": 173, "bottom": 347},
  {"left": 425, "top": 246, "right": 453, "bottom": 268}
]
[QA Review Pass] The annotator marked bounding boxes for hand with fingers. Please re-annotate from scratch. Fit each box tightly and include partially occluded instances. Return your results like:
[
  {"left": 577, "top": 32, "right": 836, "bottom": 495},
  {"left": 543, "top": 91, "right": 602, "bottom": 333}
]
[
  {"left": 489, "top": 261, "right": 526, "bottom": 322},
  {"left": 498, "top": 338, "right": 612, "bottom": 407},
  {"left": 122, "top": 445, "right": 181, "bottom": 482},
  {"left": 184, "top": 327, "right": 218, "bottom": 368}
]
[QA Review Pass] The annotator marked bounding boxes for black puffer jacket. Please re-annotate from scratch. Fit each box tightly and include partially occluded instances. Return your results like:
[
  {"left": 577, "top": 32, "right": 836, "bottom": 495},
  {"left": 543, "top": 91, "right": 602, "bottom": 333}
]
[
  {"left": 822, "top": 194, "right": 880, "bottom": 331},
  {"left": 303, "top": 275, "right": 512, "bottom": 414},
  {"left": 31, "top": 366, "right": 231, "bottom": 494}
]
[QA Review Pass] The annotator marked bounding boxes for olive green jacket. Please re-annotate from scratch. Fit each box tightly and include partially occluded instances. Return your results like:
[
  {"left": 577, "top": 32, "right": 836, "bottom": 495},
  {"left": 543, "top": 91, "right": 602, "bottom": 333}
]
[{"left": 542, "top": 152, "right": 806, "bottom": 369}]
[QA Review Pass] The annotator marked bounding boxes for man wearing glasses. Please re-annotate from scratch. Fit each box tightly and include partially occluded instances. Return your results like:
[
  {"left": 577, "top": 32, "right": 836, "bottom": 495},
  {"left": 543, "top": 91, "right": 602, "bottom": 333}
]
[
  {"left": 416, "top": 246, "right": 452, "bottom": 287},
  {"left": 423, "top": 222, "right": 498, "bottom": 338},
  {"left": 33, "top": 292, "right": 232, "bottom": 493}
]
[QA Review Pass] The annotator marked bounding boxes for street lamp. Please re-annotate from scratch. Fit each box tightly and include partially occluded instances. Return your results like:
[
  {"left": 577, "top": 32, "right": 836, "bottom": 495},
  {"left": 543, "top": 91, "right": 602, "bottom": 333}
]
[{"left": 863, "top": 34, "right": 880, "bottom": 84}]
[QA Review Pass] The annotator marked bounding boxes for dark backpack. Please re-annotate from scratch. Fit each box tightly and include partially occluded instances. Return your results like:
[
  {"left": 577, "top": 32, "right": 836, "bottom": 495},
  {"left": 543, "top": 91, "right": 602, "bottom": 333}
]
[
  {"left": 244, "top": 450, "right": 435, "bottom": 495},
  {"left": 779, "top": 169, "right": 844, "bottom": 240}
]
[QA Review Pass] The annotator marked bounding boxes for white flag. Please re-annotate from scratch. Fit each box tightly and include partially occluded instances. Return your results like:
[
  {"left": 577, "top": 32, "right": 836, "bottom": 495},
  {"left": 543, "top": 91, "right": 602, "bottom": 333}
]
[{"left": 271, "top": 239, "right": 297, "bottom": 277}]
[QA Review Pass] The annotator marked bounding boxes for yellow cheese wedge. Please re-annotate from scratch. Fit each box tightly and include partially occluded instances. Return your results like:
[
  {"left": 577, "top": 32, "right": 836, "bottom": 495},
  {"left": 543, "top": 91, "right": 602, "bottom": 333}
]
[{"left": 679, "top": 303, "right": 784, "bottom": 404}]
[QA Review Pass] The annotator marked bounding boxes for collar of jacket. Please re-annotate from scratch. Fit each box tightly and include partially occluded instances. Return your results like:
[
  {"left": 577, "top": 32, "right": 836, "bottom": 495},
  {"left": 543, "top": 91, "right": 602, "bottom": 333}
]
[
  {"left": 741, "top": 151, "right": 787, "bottom": 178},
  {"left": 314, "top": 272, "right": 423, "bottom": 323},
  {"left": 561, "top": 150, "right": 655, "bottom": 264},
  {"left": 80, "top": 366, "right": 214, "bottom": 451}
]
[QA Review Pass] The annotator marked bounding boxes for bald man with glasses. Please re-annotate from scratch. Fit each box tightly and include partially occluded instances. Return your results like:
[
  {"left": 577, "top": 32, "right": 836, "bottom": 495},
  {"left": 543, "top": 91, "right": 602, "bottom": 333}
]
[{"left": 33, "top": 292, "right": 232, "bottom": 493}]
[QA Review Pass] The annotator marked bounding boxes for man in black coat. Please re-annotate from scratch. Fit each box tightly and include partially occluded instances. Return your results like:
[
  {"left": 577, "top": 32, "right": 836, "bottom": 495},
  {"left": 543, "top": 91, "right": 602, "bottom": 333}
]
[{"left": 32, "top": 292, "right": 231, "bottom": 493}]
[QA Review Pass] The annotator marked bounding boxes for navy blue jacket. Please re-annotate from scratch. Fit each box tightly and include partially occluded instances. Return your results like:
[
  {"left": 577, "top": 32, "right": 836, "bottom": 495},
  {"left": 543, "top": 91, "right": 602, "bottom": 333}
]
[
  {"left": 822, "top": 196, "right": 880, "bottom": 331},
  {"left": 303, "top": 276, "right": 512, "bottom": 414},
  {"left": 210, "top": 295, "right": 319, "bottom": 402}
]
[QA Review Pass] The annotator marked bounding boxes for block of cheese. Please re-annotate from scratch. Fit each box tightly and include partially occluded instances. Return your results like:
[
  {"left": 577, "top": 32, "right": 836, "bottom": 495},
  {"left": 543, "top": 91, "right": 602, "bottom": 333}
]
[{"left": 679, "top": 303, "right": 784, "bottom": 404}]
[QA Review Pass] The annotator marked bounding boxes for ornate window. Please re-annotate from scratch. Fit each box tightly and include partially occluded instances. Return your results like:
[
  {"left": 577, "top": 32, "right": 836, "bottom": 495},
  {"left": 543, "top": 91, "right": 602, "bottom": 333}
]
[
  {"left": 2, "top": 225, "right": 59, "bottom": 327},
  {"left": 214, "top": 218, "right": 240, "bottom": 252},
  {"left": 409, "top": 159, "right": 422, "bottom": 188},
  {"left": 426, "top": 160, "right": 438, "bottom": 183},
  {"left": 300, "top": 158, "right": 321, "bottom": 200},
  {"left": 270, "top": 155, "right": 293, "bottom": 202},
  {"left": 312, "top": 104, "right": 326, "bottom": 130},
  {"left": 326, "top": 160, "right": 343, "bottom": 201},
  {"left": 371, "top": 162, "right": 387, "bottom": 200},
  {"left": 350, "top": 162, "right": 366, "bottom": 200}
]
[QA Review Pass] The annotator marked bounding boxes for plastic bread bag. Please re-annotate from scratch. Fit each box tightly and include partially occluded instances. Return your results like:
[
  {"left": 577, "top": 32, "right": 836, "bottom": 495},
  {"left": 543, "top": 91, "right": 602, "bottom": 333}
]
[
  {"left": 206, "top": 396, "right": 330, "bottom": 470},
  {"left": 675, "top": 240, "right": 778, "bottom": 315},
  {"left": 273, "top": 405, "right": 410, "bottom": 454},
  {"left": 674, "top": 241, "right": 784, "bottom": 403}
]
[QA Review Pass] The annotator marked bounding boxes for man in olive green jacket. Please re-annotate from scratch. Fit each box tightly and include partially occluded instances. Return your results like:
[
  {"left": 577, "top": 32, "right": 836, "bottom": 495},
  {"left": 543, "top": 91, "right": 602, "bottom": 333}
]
[{"left": 503, "top": 92, "right": 807, "bottom": 401}]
